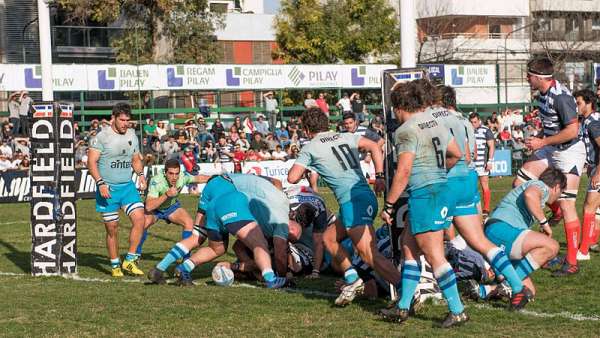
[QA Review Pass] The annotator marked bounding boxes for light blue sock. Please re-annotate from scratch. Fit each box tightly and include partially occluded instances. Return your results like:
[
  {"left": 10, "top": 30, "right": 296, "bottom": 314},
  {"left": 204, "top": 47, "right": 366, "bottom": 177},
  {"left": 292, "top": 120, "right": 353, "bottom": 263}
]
[
  {"left": 177, "top": 259, "right": 195, "bottom": 273},
  {"left": 136, "top": 230, "right": 148, "bottom": 255},
  {"left": 156, "top": 243, "right": 189, "bottom": 272},
  {"left": 487, "top": 247, "right": 523, "bottom": 293},
  {"left": 343, "top": 268, "right": 359, "bottom": 284},
  {"left": 124, "top": 252, "right": 138, "bottom": 262},
  {"left": 513, "top": 254, "right": 538, "bottom": 280},
  {"left": 181, "top": 230, "right": 193, "bottom": 259},
  {"left": 262, "top": 268, "right": 276, "bottom": 283},
  {"left": 110, "top": 258, "right": 120, "bottom": 269},
  {"left": 397, "top": 260, "right": 421, "bottom": 310},
  {"left": 434, "top": 263, "right": 464, "bottom": 315}
]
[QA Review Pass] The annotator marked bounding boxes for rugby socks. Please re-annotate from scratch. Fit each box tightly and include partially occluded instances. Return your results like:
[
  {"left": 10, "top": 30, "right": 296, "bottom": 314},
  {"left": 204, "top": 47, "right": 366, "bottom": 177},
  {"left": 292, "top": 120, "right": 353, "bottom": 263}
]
[
  {"left": 482, "top": 188, "right": 491, "bottom": 213},
  {"left": 177, "top": 259, "right": 195, "bottom": 273},
  {"left": 479, "top": 285, "right": 493, "bottom": 300},
  {"left": 125, "top": 252, "right": 139, "bottom": 262},
  {"left": 486, "top": 247, "right": 523, "bottom": 294},
  {"left": 549, "top": 201, "right": 562, "bottom": 220},
  {"left": 110, "top": 258, "right": 120, "bottom": 269},
  {"left": 579, "top": 213, "right": 595, "bottom": 255},
  {"left": 135, "top": 230, "right": 148, "bottom": 255},
  {"left": 397, "top": 260, "right": 421, "bottom": 310},
  {"left": 564, "top": 220, "right": 581, "bottom": 265},
  {"left": 262, "top": 268, "right": 276, "bottom": 283},
  {"left": 343, "top": 268, "right": 359, "bottom": 284},
  {"left": 513, "top": 253, "right": 539, "bottom": 280},
  {"left": 181, "top": 230, "right": 193, "bottom": 259},
  {"left": 434, "top": 263, "right": 464, "bottom": 315},
  {"left": 156, "top": 243, "right": 189, "bottom": 272}
]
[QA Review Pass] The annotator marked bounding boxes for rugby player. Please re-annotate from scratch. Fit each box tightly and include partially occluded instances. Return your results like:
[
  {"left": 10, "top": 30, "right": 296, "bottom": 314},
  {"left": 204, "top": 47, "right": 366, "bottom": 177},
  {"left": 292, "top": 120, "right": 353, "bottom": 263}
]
[
  {"left": 438, "top": 86, "right": 533, "bottom": 310},
  {"left": 479, "top": 168, "right": 564, "bottom": 299},
  {"left": 87, "top": 103, "right": 146, "bottom": 277},
  {"left": 287, "top": 107, "right": 399, "bottom": 307},
  {"left": 379, "top": 79, "right": 467, "bottom": 328},
  {"left": 469, "top": 113, "right": 494, "bottom": 218},
  {"left": 136, "top": 159, "right": 210, "bottom": 258},
  {"left": 148, "top": 174, "right": 291, "bottom": 288},
  {"left": 514, "top": 57, "right": 585, "bottom": 277},
  {"left": 572, "top": 89, "right": 600, "bottom": 259}
]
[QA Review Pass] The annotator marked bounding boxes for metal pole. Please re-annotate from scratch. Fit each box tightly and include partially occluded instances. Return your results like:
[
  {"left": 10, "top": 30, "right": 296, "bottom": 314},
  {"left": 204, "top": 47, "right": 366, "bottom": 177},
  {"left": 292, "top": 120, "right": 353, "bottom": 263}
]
[
  {"left": 504, "top": 38, "right": 508, "bottom": 108},
  {"left": 400, "top": 0, "right": 417, "bottom": 68},
  {"left": 37, "top": 0, "right": 53, "bottom": 101}
]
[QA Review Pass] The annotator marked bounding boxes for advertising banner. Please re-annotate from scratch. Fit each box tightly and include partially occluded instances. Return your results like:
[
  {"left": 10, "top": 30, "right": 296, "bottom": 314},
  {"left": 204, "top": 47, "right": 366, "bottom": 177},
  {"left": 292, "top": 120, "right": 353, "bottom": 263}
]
[{"left": 490, "top": 149, "right": 512, "bottom": 177}]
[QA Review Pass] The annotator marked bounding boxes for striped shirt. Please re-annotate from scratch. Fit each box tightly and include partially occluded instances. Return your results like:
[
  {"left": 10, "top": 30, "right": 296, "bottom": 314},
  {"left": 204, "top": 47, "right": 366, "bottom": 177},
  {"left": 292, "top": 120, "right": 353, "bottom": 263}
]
[
  {"left": 473, "top": 126, "right": 494, "bottom": 168},
  {"left": 582, "top": 112, "right": 600, "bottom": 166},
  {"left": 537, "top": 80, "right": 579, "bottom": 149},
  {"left": 216, "top": 143, "right": 234, "bottom": 162}
]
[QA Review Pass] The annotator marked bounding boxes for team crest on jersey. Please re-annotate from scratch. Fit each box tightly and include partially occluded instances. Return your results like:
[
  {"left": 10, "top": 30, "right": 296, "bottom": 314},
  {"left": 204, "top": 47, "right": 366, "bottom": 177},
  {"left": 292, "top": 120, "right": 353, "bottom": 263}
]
[
  {"left": 122, "top": 149, "right": 126, "bottom": 154},
  {"left": 128, "top": 140, "right": 132, "bottom": 146}
]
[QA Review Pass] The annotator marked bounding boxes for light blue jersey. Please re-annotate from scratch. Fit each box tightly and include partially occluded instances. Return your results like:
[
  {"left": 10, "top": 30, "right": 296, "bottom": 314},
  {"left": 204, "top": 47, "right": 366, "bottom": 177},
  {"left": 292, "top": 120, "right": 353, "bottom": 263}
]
[
  {"left": 394, "top": 109, "right": 453, "bottom": 191},
  {"left": 489, "top": 180, "right": 549, "bottom": 230},
  {"left": 429, "top": 107, "right": 469, "bottom": 178},
  {"left": 295, "top": 131, "right": 371, "bottom": 204},
  {"left": 228, "top": 174, "right": 290, "bottom": 240},
  {"left": 90, "top": 127, "right": 140, "bottom": 185}
]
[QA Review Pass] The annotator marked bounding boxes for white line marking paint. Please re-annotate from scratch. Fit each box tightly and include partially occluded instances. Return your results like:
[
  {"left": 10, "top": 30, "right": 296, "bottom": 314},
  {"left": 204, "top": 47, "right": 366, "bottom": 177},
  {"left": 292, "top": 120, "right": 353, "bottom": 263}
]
[{"left": 1, "top": 271, "right": 598, "bottom": 321}]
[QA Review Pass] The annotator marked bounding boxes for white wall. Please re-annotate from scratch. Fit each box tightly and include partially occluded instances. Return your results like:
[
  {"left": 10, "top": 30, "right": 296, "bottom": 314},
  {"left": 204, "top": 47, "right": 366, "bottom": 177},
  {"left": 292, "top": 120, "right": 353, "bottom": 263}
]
[
  {"left": 457, "top": 86, "right": 530, "bottom": 105},
  {"left": 417, "top": 0, "right": 529, "bottom": 18},
  {"left": 215, "top": 13, "right": 275, "bottom": 41},
  {"left": 531, "top": 0, "right": 600, "bottom": 13}
]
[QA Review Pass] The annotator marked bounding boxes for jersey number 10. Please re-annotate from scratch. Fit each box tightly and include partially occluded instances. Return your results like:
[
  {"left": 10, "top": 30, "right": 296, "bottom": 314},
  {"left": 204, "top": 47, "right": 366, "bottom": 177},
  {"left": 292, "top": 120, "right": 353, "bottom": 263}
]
[{"left": 331, "top": 144, "right": 359, "bottom": 170}]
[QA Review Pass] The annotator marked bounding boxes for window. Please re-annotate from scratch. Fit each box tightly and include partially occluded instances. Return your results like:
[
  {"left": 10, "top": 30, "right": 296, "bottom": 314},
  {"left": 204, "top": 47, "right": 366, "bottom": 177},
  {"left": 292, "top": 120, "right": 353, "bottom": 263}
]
[
  {"left": 566, "top": 17, "right": 580, "bottom": 33},
  {"left": 489, "top": 24, "right": 501, "bottom": 37},
  {"left": 593, "top": 17, "right": 600, "bottom": 31},
  {"left": 537, "top": 17, "right": 551, "bottom": 32}
]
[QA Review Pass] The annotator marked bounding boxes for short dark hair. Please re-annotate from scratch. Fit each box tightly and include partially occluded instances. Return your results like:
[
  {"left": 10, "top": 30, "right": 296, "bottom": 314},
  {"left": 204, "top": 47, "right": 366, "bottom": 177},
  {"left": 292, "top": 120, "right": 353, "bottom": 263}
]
[
  {"left": 469, "top": 112, "right": 481, "bottom": 121},
  {"left": 112, "top": 102, "right": 132, "bottom": 117},
  {"left": 573, "top": 89, "right": 596, "bottom": 111},
  {"left": 342, "top": 112, "right": 355, "bottom": 121},
  {"left": 301, "top": 107, "right": 329, "bottom": 134},
  {"left": 390, "top": 78, "right": 439, "bottom": 112},
  {"left": 165, "top": 159, "right": 181, "bottom": 171},
  {"left": 527, "top": 57, "right": 554, "bottom": 76},
  {"left": 292, "top": 203, "right": 317, "bottom": 228},
  {"left": 539, "top": 168, "right": 567, "bottom": 190},
  {"left": 440, "top": 85, "right": 457, "bottom": 109}
]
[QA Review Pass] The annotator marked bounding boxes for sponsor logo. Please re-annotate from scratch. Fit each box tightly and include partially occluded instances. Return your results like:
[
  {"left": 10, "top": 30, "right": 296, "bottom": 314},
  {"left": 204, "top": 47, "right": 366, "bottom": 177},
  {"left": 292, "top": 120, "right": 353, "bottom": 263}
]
[
  {"left": 440, "top": 206, "right": 448, "bottom": 218},
  {"left": 25, "top": 66, "right": 42, "bottom": 88},
  {"left": 167, "top": 66, "right": 184, "bottom": 87},
  {"left": 98, "top": 67, "right": 116, "bottom": 89},
  {"left": 451, "top": 66, "right": 464, "bottom": 86},
  {"left": 226, "top": 67, "right": 241, "bottom": 86},
  {"left": 351, "top": 66, "right": 366, "bottom": 86},
  {"left": 0, "top": 72, "right": 5, "bottom": 84},
  {"left": 245, "top": 166, "right": 262, "bottom": 176},
  {"left": 288, "top": 66, "right": 305, "bottom": 86},
  {"left": 110, "top": 160, "right": 132, "bottom": 169},
  {"left": 221, "top": 212, "right": 238, "bottom": 221}
]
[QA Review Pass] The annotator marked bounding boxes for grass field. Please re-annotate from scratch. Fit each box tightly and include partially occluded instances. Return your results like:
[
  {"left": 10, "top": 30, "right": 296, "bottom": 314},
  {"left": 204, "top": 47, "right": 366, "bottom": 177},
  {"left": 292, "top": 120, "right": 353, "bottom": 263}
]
[{"left": 1, "top": 176, "right": 600, "bottom": 337}]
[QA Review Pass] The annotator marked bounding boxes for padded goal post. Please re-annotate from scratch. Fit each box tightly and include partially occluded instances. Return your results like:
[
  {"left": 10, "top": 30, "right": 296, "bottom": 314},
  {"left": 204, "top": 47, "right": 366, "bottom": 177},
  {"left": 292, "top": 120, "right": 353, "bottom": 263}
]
[{"left": 30, "top": 103, "right": 77, "bottom": 276}]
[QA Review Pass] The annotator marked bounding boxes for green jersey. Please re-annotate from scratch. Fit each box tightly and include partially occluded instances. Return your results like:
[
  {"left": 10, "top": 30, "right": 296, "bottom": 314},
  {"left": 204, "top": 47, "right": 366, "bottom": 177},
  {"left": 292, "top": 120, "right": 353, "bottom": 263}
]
[
  {"left": 90, "top": 127, "right": 140, "bottom": 185},
  {"left": 394, "top": 108, "right": 453, "bottom": 191},
  {"left": 295, "top": 131, "right": 371, "bottom": 204},
  {"left": 147, "top": 170, "right": 195, "bottom": 210}
]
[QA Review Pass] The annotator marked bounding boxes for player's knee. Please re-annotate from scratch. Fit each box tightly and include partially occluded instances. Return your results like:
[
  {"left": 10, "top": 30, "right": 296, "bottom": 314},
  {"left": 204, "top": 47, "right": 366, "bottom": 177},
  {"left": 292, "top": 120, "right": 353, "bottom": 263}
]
[{"left": 547, "top": 239, "right": 559, "bottom": 258}]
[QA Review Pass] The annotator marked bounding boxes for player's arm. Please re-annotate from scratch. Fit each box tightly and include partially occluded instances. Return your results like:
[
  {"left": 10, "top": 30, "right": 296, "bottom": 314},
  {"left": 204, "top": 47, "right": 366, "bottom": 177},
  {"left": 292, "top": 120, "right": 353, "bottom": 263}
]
[
  {"left": 537, "top": 120, "right": 579, "bottom": 147},
  {"left": 258, "top": 176, "right": 283, "bottom": 190},
  {"left": 524, "top": 185, "right": 552, "bottom": 236},
  {"left": 358, "top": 136, "right": 385, "bottom": 192},
  {"left": 485, "top": 130, "right": 495, "bottom": 171},
  {"left": 131, "top": 152, "right": 147, "bottom": 190},
  {"left": 192, "top": 174, "right": 212, "bottom": 184},
  {"left": 145, "top": 191, "right": 171, "bottom": 212},
  {"left": 87, "top": 145, "right": 111, "bottom": 199},
  {"left": 288, "top": 163, "right": 307, "bottom": 184},
  {"left": 590, "top": 133, "right": 600, "bottom": 187},
  {"left": 528, "top": 96, "right": 578, "bottom": 149},
  {"left": 381, "top": 151, "right": 414, "bottom": 224},
  {"left": 445, "top": 137, "right": 462, "bottom": 170},
  {"left": 272, "top": 236, "right": 288, "bottom": 277}
]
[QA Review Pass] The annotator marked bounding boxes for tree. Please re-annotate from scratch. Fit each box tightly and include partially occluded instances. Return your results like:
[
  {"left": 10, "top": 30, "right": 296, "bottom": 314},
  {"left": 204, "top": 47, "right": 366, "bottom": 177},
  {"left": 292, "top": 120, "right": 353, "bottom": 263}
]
[
  {"left": 56, "top": 0, "right": 224, "bottom": 64},
  {"left": 274, "top": 0, "right": 398, "bottom": 64}
]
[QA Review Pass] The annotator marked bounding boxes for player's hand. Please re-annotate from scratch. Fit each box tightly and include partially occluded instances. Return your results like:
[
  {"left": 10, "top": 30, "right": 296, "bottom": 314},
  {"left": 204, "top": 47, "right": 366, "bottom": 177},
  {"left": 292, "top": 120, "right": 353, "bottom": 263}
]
[
  {"left": 374, "top": 177, "right": 385, "bottom": 196},
  {"left": 166, "top": 186, "right": 178, "bottom": 197},
  {"left": 541, "top": 224, "right": 553, "bottom": 237},
  {"left": 306, "top": 270, "right": 320, "bottom": 279},
  {"left": 525, "top": 137, "right": 545, "bottom": 151},
  {"left": 380, "top": 209, "right": 393, "bottom": 225},
  {"left": 485, "top": 162, "right": 492, "bottom": 172},
  {"left": 138, "top": 176, "right": 147, "bottom": 191},
  {"left": 99, "top": 184, "right": 111, "bottom": 199},
  {"left": 592, "top": 173, "right": 600, "bottom": 190}
]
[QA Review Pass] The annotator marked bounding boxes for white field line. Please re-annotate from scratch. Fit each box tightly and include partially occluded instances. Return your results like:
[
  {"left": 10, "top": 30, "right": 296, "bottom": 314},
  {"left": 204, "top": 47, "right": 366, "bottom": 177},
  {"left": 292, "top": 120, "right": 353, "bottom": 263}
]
[
  {"left": 1, "top": 271, "right": 598, "bottom": 322},
  {"left": 0, "top": 221, "right": 28, "bottom": 225}
]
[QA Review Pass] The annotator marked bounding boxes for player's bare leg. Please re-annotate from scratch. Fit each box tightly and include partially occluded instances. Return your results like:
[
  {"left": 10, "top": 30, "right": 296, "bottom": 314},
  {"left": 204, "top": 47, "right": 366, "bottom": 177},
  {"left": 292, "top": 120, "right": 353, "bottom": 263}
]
[
  {"left": 348, "top": 225, "right": 400, "bottom": 285},
  {"left": 122, "top": 208, "right": 146, "bottom": 276}
]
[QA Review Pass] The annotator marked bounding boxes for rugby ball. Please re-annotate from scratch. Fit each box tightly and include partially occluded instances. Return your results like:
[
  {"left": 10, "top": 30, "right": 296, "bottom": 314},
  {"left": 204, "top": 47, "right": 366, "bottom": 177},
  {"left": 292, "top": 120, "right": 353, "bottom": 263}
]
[{"left": 212, "top": 265, "right": 234, "bottom": 287}]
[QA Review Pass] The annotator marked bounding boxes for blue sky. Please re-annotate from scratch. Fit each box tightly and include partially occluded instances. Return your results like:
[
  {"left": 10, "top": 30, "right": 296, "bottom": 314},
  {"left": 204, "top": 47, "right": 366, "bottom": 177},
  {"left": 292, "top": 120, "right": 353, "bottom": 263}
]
[{"left": 264, "top": 0, "right": 280, "bottom": 14}]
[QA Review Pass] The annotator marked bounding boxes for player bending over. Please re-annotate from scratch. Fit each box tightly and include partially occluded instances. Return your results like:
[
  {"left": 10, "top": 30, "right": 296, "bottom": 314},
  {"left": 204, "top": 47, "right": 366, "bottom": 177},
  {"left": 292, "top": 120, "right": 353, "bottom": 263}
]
[
  {"left": 514, "top": 57, "right": 585, "bottom": 277},
  {"left": 87, "top": 103, "right": 147, "bottom": 277},
  {"left": 473, "top": 168, "right": 564, "bottom": 301},
  {"left": 379, "top": 79, "right": 467, "bottom": 328},
  {"left": 287, "top": 107, "right": 400, "bottom": 307},
  {"left": 148, "top": 174, "right": 292, "bottom": 288}
]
